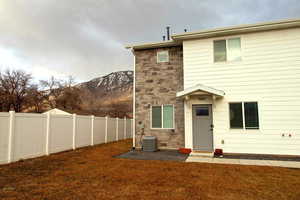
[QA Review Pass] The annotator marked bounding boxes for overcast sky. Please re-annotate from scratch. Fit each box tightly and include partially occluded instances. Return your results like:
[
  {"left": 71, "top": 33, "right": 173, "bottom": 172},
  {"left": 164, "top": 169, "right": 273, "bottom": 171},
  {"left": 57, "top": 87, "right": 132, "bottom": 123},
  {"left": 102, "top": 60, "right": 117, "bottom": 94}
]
[{"left": 0, "top": 0, "right": 299, "bottom": 82}]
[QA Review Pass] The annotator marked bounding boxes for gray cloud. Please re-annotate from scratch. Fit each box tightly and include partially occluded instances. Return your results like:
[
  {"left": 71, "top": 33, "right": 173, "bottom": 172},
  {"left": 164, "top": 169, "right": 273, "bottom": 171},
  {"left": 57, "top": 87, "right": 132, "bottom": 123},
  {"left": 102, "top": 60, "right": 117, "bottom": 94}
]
[{"left": 0, "top": 0, "right": 299, "bottom": 81}]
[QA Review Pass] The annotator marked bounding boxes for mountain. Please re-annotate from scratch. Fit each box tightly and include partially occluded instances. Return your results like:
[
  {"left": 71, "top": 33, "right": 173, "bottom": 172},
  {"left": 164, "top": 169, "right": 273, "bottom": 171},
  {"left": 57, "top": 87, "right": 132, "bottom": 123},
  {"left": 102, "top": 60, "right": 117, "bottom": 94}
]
[
  {"left": 76, "top": 70, "right": 133, "bottom": 117},
  {"left": 77, "top": 70, "right": 133, "bottom": 96}
]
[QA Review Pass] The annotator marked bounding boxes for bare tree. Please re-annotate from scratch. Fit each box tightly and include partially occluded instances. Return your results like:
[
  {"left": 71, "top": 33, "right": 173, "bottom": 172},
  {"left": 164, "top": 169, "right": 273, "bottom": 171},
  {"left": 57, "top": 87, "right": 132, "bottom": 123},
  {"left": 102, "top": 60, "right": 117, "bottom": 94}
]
[
  {"left": 25, "top": 85, "right": 46, "bottom": 113},
  {"left": 56, "top": 76, "right": 81, "bottom": 111},
  {"left": 39, "top": 76, "right": 63, "bottom": 109},
  {"left": 0, "top": 69, "right": 32, "bottom": 112}
]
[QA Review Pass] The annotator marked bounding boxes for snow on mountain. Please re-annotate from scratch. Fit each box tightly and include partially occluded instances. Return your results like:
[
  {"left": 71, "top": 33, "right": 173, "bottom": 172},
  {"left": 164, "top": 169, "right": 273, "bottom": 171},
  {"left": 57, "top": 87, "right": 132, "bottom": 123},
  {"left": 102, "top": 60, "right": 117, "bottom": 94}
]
[{"left": 77, "top": 70, "right": 133, "bottom": 92}]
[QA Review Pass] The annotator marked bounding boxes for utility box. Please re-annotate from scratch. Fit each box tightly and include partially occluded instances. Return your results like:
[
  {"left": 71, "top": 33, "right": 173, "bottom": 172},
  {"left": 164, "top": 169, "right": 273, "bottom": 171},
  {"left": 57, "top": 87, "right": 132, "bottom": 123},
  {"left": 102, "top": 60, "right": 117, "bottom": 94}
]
[{"left": 142, "top": 136, "right": 157, "bottom": 152}]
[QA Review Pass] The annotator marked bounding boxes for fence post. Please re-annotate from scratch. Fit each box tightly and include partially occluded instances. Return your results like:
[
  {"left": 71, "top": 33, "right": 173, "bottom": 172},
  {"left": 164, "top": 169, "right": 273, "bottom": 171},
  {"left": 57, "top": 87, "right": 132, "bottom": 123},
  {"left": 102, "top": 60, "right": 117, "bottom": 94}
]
[
  {"left": 124, "top": 116, "right": 126, "bottom": 139},
  {"left": 8, "top": 111, "right": 15, "bottom": 163},
  {"left": 91, "top": 115, "right": 94, "bottom": 146},
  {"left": 45, "top": 112, "right": 51, "bottom": 155},
  {"left": 116, "top": 117, "right": 119, "bottom": 141},
  {"left": 72, "top": 114, "right": 77, "bottom": 150},
  {"left": 105, "top": 116, "right": 108, "bottom": 143}
]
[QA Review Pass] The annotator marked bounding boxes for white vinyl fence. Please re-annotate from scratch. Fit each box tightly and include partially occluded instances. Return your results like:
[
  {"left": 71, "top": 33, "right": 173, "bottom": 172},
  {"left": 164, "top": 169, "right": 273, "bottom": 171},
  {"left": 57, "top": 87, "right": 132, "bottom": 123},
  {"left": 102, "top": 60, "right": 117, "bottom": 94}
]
[{"left": 0, "top": 111, "right": 133, "bottom": 165}]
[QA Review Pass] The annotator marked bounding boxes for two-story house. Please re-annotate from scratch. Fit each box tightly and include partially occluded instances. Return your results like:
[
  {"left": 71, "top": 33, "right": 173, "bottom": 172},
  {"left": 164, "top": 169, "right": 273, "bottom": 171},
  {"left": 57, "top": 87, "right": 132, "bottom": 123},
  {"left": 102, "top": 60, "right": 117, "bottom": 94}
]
[{"left": 126, "top": 19, "right": 300, "bottom": 156}]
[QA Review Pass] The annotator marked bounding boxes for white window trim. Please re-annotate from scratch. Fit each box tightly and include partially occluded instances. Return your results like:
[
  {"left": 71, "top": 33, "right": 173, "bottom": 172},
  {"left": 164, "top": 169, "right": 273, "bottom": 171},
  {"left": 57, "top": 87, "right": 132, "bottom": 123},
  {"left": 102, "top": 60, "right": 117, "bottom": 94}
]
[
  {"left": 150, "top": 104, "right": 175, "bottom": 129},
  {"left": 157, "top": 50, "right": 169, "bottom": 63},
  {"left": 229, "top": 101, "right": 259, "bottom": 130},
  {"left": 213, "top": 36, "right": 243, "bottom": 63}
]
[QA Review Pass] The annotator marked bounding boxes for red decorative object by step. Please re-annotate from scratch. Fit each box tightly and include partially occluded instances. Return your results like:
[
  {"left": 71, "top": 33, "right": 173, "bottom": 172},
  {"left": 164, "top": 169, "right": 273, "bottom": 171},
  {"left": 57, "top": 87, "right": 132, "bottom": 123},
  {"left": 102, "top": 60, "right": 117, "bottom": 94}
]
[
  {"left": 214, "top": 149, "right": 223, "bottom": 156},
  {"left": 179, "top": 148, "right": 192, "bottom": 154}
]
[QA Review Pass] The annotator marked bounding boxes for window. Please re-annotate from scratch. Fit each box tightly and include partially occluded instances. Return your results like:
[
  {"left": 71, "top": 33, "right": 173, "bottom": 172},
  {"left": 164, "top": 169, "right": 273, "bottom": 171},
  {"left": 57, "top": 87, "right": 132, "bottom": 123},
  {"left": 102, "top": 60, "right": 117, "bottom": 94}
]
[
  {"left": 157, "top": 51, "right": 169, "bottom": 63},
  {"left": 229, "top": 103, "right": 243, "bottom": 128},
  {"left": 196, "top": 107, "right": 209, "bottom": 116},
  {"left": 229, "top": 102, "right": 259, "bottom": 129},
  {"left": 214, "top": 40, "right": 226, "bottom": 62},
  {"left": 151, "top": 105, "right": 174, "bottom": 129},
  {"left": 214, "top": 38, "right": 241, "bottom": 62},
  {"left": 152, "top": 106, "right": 162, "bottom": 128},
  {"left": 244, "top": 102, "right": 259, "bottom": 129}
]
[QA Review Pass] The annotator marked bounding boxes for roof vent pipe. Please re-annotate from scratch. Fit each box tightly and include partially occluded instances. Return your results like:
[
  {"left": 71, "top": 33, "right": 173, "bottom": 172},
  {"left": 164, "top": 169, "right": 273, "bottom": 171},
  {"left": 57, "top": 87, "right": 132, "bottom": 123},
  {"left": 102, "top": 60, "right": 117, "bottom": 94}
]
[{"left": 166, "top": 26, "right": 170, "bottom": 40}]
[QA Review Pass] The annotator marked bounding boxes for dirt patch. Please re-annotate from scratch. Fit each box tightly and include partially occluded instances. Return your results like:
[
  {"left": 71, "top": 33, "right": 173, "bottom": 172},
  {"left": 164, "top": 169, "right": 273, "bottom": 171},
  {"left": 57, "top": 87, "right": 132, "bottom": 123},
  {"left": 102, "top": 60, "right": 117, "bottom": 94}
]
[{"left": 0, "top": 140, "right": 300, "bottom": 200}]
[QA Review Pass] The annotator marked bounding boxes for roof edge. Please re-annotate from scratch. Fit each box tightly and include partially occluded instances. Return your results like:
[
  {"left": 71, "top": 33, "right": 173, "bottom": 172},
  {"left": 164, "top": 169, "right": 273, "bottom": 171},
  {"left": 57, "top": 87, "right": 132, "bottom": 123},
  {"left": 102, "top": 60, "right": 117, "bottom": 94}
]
[
  {"left": 172, "top": 18, "right": 300, "bottom": 41},
  {"left": 125, "top": 40, "right": 181, "bottom": 50},
  {"left": 176, "top": 83, "right": 225, "bottom": 98}
]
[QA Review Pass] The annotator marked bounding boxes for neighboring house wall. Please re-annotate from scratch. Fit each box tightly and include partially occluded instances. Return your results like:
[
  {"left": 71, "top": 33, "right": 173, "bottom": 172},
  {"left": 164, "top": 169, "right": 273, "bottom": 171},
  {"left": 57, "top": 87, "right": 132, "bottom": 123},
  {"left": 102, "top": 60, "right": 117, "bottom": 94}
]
[
  {"left": 135, "top": 46, "right": 184, "bottom": 149},
  {"left": 43, "top": 108, "right": 71, "bottom": 115},
  {"left": 183, "top": 28, "right": 300, "bottom": 155}
]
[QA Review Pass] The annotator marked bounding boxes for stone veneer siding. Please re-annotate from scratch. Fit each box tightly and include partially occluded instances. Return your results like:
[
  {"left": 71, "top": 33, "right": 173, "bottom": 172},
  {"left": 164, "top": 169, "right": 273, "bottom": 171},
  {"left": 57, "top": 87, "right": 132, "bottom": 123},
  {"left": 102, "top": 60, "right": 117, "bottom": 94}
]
[{"left": 134, "top": 46, "right": 184, "bottom": 149}]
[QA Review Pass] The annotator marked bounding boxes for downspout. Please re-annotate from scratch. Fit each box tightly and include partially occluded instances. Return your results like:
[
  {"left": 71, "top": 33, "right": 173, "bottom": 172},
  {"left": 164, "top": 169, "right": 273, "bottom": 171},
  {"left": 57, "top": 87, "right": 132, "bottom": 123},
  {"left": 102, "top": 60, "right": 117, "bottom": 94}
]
[{"left": 132, "top": 49, "right": 136, "bottom": 149}]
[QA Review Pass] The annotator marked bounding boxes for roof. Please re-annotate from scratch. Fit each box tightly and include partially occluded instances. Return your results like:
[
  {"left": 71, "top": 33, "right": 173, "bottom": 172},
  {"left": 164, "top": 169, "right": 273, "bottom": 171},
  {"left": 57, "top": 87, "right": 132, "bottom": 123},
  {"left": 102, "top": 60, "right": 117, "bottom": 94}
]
[
  {"left": 172, "top": 18, "right": 300, "bottom": 41},
  {"left": 43, "top": 108, "right": 71, "bottom": 115},
  {"left": 176, "top": 84, "right": 225, "bottom": 98},
  {"left": 126, "top": 18, "right": 300, "bottom": 50},
  {"left": 125, "top": 40, "right": 181, "bottom": 50}
]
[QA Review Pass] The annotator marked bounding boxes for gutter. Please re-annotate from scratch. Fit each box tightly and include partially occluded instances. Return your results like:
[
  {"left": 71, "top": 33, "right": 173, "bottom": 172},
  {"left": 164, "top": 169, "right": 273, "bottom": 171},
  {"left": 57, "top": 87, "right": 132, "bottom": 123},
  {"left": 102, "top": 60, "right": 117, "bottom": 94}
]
[{"left": 172, "top": 18, "right": 300, "bottom": 41}]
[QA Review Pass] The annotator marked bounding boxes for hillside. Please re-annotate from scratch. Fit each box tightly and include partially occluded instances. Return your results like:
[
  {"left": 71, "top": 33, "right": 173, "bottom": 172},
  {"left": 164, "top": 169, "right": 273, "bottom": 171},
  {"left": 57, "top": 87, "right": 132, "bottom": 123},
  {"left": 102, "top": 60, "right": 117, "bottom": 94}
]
[{"left": 76, "top": 70, "right": 133, "bottom": 117}]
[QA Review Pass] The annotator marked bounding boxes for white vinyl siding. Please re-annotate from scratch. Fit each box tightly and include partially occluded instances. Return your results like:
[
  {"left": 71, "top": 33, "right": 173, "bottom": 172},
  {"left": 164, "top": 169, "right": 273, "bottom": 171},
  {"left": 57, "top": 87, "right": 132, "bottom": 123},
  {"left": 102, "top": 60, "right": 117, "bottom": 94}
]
[{"left": 183, "top": 28, "right": 300, "bottom": 155}]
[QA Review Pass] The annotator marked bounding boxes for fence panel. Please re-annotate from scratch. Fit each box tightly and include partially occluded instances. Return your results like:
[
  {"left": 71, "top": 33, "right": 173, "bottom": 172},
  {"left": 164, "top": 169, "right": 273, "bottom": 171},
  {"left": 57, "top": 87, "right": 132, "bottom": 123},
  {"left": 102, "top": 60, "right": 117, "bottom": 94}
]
[
  {"left": 0, "top": 113, "right": 9, "bottom": 164},
  {"left": 107, "top": 118, "right": 116, "bottom": 142},
  {"left": 0, "top": 111, "right": 132, "bottom": 165},
  {"left": 93, "top": 117, "right": 106, "bottom": 145},
  {"left": 76, "top": 116, "right": 92, "bottom": 148},
  {"left": 126, "top": 119, "right": 132, "bottom": 139},
  {"left": 117, "top": 119, "right": 125, "bottom": 140},
  {"left": 50, "top": 115, "right": 73, "bottom": 153},
  {"left": 13, "top": 114, "right": 47, "bottom": 161}
]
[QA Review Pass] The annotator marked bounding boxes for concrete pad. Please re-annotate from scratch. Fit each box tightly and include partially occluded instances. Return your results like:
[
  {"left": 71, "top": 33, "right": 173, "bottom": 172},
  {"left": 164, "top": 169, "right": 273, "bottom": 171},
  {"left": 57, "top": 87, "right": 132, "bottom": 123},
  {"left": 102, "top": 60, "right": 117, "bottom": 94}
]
[
  {"left": 116, "top": 150, "right": 189, "bottom": 162},
  {"left": 186, "top": 157, "right": 212, "bottom": 163},
  {"left": 239, "top": 159, "right": 270, "bottom": 166},
  {"left": 213, "top": 158, "right": 241, "bottom": 165}
]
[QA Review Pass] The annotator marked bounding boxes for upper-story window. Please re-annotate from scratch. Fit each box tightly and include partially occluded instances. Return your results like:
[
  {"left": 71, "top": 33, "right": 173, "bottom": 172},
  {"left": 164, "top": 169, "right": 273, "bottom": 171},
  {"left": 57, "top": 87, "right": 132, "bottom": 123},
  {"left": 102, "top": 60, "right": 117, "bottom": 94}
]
[
  {"left": 157, "top": 51, "right": 169, "bottom": 63},
  {"left": 214, "top": 37, "right": 241, "bottom": 62}
]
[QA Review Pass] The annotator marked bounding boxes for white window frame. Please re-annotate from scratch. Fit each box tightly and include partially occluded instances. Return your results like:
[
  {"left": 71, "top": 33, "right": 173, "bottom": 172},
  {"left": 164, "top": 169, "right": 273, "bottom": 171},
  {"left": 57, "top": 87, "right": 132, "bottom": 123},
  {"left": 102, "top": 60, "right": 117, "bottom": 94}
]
[
  {"left": 157, "top": 50, "right": 169, "bottom": 63},
  {"left": 213, "top": 37, "right": 242, "bottom": 63},
  {"left": 150, "top": 104, "right": 175, "bottom": 129},
  {"left": 229, "top": 101, "right": 259, "bottom": 130}
]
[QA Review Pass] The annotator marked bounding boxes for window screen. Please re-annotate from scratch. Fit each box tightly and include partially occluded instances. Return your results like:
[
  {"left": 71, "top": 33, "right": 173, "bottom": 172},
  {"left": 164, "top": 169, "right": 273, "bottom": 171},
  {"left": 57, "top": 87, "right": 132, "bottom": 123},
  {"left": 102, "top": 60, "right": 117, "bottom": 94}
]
[
  {"left": 229, "top": 103, "right": 243, "bottom": 128},
  {"left": 163, "top": 105, "right": 174, "bottom": 128},
  {"left": 152, "top": 106, "right": 162, "bottom": 128},
  {"left": 244, "top": 102, "right": 259, "bottom": 129},
  {"left": 214, "top": 40, "right": 226, "bottom": 62},
  {"left": 228, "top": 38, "right": 241, "bottom": 61}
]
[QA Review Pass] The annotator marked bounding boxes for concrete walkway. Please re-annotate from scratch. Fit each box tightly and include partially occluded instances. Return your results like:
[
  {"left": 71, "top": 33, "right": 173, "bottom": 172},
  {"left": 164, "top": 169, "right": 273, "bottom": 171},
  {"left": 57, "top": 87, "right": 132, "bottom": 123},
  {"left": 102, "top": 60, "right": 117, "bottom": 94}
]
[{"left": 186, "top": 156, "right": 300, "bottom": 168}]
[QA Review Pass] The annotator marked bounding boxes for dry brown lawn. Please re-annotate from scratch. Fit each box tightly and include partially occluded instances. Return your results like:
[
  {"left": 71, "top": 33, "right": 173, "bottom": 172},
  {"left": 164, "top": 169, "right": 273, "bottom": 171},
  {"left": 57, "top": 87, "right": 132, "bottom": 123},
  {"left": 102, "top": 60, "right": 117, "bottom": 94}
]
[{"left": 0, "top": 139, "right": 300, "bottom": 200}]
